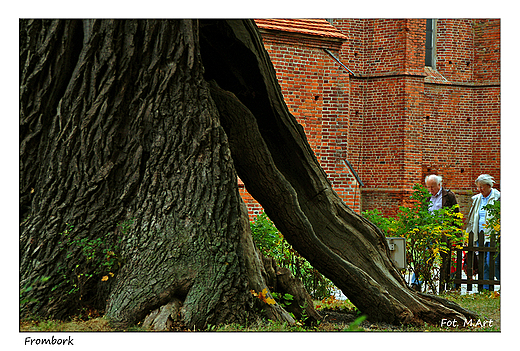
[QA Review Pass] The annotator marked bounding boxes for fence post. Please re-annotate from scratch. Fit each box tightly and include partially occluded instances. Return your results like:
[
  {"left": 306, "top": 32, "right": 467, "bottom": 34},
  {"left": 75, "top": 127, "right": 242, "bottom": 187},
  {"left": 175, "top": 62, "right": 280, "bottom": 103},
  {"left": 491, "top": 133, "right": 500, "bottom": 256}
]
[
  {"left": 455, "top": 248, "right": 462, "bottom": 289},
  {"left": 477, "top": 230, "right": 485, "bottom": 292},
  {"left": 489, "top": 233, "right": 496, "bottom": 291},
  {"left": 439, "top": 234, "right": 450, "bottom": 293},
  {"left": 467, "top": 231, "right": 474, "bottom": 292}
]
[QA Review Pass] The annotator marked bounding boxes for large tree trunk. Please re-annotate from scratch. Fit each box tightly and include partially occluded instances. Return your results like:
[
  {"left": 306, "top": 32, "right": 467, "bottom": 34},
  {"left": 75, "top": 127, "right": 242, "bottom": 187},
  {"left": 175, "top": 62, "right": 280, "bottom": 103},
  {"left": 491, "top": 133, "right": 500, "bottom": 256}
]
[
  {"left": 20, "top": 18, "right": 477, "bottom": 329},
  {"left": 20, "top": 19, "right": 293, "bottom": 329}
]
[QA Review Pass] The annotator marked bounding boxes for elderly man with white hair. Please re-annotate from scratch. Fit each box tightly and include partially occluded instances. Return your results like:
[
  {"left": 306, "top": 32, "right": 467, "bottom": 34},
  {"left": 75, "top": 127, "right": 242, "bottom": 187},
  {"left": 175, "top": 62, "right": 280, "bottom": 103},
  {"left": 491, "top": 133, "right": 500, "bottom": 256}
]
[
  {"left": 466, "top": 174, "right": 501, "bottom": 290},
  {"left": 424, "top": 174, "right": 459, "bottom": 213}
]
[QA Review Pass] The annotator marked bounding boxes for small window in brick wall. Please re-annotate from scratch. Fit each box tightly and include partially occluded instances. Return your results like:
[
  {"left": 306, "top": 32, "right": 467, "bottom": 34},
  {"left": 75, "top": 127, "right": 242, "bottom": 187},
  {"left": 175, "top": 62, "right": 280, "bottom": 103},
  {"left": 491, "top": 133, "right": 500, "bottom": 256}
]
[{"left": 425, "top": 19, "right": 436, "bottom": 67}]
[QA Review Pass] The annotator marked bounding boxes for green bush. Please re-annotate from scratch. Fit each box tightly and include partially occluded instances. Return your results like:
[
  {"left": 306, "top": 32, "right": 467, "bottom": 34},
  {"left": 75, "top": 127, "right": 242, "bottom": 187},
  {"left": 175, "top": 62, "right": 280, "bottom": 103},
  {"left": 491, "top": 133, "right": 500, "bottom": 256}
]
[
  {"left": 361, "top": 208, "right": 392, "bottom": 233},
  {"left": 362, "top": 184, "right": 465, "bottom": 293},
  {"left": 483, "top": 200, "right": 500, "bottom": 252},
  {"left": 250, "top": 212, "right": 334, "bottom": 300},
  {"left": 250, "top": 212, "right": 285, "bottom": 260}
]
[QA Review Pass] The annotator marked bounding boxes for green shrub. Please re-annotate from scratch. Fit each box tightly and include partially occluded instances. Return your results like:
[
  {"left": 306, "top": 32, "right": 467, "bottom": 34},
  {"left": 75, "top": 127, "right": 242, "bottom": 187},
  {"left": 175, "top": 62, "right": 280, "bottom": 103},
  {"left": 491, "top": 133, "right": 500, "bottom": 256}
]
[
  {"left": 362, "top": 184, "right": 465, "bottom": 293},
  {"left": 250, "top": 212, "right": 334, "bottom": 300},
  {"left": 250, "top": 212, "right": 285, "bottom": 260},
  {"left": 361, "top": 208, "right": 392, "bottom": 233},
  {"left": 483, "top": 200, "right": 500, "bottom": 253}
]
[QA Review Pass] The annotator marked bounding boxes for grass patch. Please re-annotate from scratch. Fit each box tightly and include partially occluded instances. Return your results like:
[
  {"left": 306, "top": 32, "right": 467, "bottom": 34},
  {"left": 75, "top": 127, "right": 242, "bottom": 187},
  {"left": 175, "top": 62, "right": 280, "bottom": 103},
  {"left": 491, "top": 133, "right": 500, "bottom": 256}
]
[
  {"left": 20, "top": 290, "right": 500, "bottom": 332},
  {"left": 439, "top": 290, "right": 500, "bottom": 331},
  {"left": 20, "top": 317, "right": 114, "bottom": 332},
  {"left": 365, "top": 290, "right": 500, "bottom": 332}
]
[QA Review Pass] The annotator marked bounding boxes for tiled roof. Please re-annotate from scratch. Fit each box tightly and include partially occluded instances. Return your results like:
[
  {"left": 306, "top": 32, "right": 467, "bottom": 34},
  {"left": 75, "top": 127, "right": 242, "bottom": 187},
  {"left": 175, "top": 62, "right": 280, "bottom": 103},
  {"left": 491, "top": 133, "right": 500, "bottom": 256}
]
[{"left": 254, "top": 19, "right": 347, "bottom": 40}]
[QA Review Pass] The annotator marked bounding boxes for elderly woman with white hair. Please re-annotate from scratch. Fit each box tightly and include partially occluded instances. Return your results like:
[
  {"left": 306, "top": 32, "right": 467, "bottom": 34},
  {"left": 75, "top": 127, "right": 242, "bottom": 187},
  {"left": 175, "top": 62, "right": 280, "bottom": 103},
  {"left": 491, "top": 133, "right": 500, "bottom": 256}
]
[{"left": 466, "top": 174, "right": 501, "bottom": 290}]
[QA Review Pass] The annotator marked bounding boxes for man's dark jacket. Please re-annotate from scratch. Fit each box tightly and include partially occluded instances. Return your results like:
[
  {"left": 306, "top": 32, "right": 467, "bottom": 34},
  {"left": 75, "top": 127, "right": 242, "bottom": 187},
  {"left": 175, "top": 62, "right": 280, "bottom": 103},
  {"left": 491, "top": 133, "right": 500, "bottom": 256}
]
[{"left": 441, "top": 188, "right": 459, "bottom": 212}]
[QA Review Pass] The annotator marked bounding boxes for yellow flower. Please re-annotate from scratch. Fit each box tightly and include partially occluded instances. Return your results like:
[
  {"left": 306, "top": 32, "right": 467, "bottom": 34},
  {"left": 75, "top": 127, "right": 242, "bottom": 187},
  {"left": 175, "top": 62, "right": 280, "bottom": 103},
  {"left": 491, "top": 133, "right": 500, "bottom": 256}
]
[
  {"left": 101, "top": 275, "right": 109, "bottom": 281},
  {"left": 265, "top": 297, "right": 276, "bottom": 305}
]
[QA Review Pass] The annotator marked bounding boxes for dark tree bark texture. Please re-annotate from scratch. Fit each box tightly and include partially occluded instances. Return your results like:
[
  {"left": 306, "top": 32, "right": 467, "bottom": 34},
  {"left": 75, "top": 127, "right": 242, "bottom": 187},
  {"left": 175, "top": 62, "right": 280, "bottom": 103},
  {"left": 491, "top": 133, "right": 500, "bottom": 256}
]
[
  {"left": 20, "top": 18, "right": 477, "bottom": 329},
  {"left": 20, "top": 19, "right": 293, "bottom": 328}
]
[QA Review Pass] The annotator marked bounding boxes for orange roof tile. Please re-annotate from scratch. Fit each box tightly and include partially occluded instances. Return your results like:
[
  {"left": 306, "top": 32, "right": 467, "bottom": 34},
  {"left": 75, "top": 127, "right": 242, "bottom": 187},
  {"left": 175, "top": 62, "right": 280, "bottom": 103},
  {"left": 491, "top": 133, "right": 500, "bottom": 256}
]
[{"left": 254, "top": 19, "right": 347, "bottom": 40}]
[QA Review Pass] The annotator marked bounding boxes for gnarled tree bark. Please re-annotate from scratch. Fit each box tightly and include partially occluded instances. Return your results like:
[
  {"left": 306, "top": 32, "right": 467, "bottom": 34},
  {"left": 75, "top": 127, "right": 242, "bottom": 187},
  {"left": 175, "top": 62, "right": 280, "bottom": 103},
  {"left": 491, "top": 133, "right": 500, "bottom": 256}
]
[
  {"left": 20, "top": 19, "right": 294, "bottom": 329},
  {"left": 20, "top": 18, "right": 477, "bottom": 329}
]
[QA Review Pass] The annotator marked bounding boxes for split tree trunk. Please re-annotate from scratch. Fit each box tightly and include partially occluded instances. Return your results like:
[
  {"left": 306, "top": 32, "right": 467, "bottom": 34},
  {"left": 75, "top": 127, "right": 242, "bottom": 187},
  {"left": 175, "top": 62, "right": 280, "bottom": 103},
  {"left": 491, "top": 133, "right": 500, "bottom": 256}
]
[
  {"left": 20, "top": 18, "right": 477, "bottom": 329},
  {"left": 203, "top": 19, "right": 478, "bottom": 326}
]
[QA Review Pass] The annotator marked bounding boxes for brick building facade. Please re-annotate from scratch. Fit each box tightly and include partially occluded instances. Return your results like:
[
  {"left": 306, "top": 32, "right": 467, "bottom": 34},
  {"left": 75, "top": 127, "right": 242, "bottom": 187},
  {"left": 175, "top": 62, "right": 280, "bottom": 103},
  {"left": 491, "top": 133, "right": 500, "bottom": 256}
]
[{"left": 241, "top": 19, "right": 500, "bottom": 219}]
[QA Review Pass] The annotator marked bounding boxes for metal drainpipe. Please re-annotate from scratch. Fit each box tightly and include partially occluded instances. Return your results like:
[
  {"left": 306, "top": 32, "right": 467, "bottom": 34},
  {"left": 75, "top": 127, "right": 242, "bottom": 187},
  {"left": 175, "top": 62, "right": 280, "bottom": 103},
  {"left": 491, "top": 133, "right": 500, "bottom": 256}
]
[
  {"left": 344, "top": 160, "right": 363, "bottom": 187},
  {"left": 323, "top": 49, "right": 360, "bottom": 209},
  {"left": 323, "top": 48, "right": 355, "bottom": 76},
  {"left": 344, "top": 159, "right": 363, "bottom": 212}
]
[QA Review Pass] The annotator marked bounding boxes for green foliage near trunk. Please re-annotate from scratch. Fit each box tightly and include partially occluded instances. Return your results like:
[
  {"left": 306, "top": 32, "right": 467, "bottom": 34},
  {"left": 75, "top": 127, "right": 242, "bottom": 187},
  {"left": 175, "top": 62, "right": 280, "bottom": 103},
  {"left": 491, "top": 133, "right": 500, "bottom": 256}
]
[
  {"left": 250, "top": 212, "right": 334, "bottom": 299},
  {"left": 53, "top": 220, "right": 131, "bottom": 301}
]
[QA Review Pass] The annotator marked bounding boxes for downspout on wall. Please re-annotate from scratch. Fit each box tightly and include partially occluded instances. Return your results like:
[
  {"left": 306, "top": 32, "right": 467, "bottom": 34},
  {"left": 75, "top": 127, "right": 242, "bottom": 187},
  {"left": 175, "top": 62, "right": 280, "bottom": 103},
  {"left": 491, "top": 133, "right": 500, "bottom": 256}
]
[
  {"left": 323, "top": 49, "right": 362, "bottom": 209},
  {"left": 323, "top": 48, "right": 355, "bottom": 76}
]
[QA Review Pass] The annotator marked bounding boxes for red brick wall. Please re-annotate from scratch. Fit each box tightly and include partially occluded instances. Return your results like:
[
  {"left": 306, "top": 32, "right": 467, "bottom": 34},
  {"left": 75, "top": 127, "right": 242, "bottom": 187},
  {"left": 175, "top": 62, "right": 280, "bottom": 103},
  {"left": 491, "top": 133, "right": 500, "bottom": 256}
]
[
  {"left": 473, "top": 19, "right": 500, "bottom": 83},
  {"left": 421, "top": 19, "right": 500, "bottom": 216},
  {"left": 422, "top": 85, "right": 474, "bottom": 214},
  {"left": 247, "top": 19, "right": 500, "bottom": 220},
  {"left": 435, "top": 19, "right": 475, "bottom": 83},
  {"left": 472, "top": 19, "right": 501, "bottom": 195},
  {"left": 330, "top": 19, "right": 428, "bottom": 216},
  {"left": 331, "top": 18, "right": 500, "bottom": 218},
  {"left": 238, "top": 179, "right": 263, "bottom": 218},
  {"left": 471, "top": 85, "right": 501, "bottom": 188}
]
